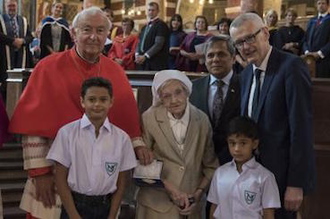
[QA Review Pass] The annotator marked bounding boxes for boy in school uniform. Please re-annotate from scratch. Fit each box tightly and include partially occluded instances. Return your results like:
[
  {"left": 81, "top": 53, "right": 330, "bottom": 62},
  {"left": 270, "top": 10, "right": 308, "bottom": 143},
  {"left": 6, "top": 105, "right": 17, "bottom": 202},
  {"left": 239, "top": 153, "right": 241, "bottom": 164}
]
[
  {"left": 207, "top": 116, "right": 281, "bottom": 219},
  {"left": 47, "top": 77, "right": 137, "bottom": 219}
]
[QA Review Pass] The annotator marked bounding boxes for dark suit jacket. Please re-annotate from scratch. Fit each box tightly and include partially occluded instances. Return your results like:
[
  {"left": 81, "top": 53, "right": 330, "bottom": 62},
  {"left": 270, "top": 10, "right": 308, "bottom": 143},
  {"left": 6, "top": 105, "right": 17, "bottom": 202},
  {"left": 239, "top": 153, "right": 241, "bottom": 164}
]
[
  {"left": 136, "top": 19, "right": 169, "bottom": 70},
  {"left": 240, "top": 48, "right": 316, "bottom": 196},
  {"left": 302, "top": 13, "right": 330, "bottom": 77},
  {"left": 0, "top": 31, "right": 13, "bottom": 83},
  {"left": 1, "top": 14, "right": 33, "bottom": 69},
  {"left": 190, "top": 73, "right": 240, "bottom": 164}
]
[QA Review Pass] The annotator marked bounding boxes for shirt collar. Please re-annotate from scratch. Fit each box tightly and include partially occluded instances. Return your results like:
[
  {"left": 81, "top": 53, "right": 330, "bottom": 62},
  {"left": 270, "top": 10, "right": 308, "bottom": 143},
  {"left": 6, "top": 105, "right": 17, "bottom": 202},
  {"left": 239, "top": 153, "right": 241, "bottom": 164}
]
[
  {"left": 80, "top": 114, "right": 111, "bottom": 132},
  {"left": 209, "top": 70, "right": 233, "bottom": 86},
  {"left": 253, "top": 46, "right": 273, "bottom": 72},
  {"left": 167, "top": 103, "right": 190, "bottom": 126},
  {"left": 318, "top": 12, "right": 328, "bottom": 18},
  {"left": 230, "top": 156, "right": 258, "bottom": 171},
  {"left": 9, "top": 14, "right": 17, "bottom": 20},
  {"left": 148, "top": 16, "right": 159, "bottom": 24}
]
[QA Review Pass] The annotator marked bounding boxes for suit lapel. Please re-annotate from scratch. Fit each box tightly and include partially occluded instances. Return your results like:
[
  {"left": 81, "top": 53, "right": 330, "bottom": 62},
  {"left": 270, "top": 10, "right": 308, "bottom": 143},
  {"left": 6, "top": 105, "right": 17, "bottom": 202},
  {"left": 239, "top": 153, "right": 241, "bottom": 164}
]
[
  {"left": 309, "top": 17, "right": 317, "bottom": 45},
  {"left": 198, "top": 76, "right": 211, "bottom": 118},
  {"left": 155, "top": 106, "right": 184, "bottom": 159},
  {"left": 255, "top": 49, "right": 277, "bottom": 121},
  {"left": 241, "top": 66, "right": 253, "bottom": 116},
  {"left": 222, "top": 73, "right": 239, "bottom": 118},
  {"left": 182, "top": 105, "right": 199, "bottom": 158}
]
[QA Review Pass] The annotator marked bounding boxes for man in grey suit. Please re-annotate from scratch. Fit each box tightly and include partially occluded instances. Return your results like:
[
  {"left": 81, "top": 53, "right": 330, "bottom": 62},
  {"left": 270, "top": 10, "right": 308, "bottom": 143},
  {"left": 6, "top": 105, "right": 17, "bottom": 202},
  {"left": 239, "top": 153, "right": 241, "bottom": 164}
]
[{"left": 190, "top": 35, "right": 240, "bottom": 165}]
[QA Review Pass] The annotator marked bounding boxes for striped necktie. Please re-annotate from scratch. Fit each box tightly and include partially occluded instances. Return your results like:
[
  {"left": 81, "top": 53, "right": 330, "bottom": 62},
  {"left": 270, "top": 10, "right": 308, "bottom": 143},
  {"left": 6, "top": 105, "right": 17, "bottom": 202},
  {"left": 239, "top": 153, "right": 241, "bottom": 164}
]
[{"left": 10, "top": 17, "right": 18, "bottom": 38}]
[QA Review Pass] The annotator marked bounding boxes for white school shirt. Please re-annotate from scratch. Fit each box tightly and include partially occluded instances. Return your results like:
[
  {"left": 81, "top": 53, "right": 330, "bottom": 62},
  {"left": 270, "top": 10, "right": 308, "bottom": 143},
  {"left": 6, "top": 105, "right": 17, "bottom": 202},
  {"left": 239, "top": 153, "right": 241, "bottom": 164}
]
[
  {"left": 207, "top": 157, "right": 281, "bottom": 219},
  {"left": 47, "top": 114, "right": 137, "bottom": 196}
]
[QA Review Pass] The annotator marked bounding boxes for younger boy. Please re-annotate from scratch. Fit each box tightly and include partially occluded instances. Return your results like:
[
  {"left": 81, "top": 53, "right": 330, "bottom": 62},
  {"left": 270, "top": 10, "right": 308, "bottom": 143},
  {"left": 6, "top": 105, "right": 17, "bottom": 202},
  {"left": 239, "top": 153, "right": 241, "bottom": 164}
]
[
  {"left": 47, "top": 77, "right": 137, "bottom": 219},
  {"left": 207, "top": 116, "right": 280, "bottom": 219}
]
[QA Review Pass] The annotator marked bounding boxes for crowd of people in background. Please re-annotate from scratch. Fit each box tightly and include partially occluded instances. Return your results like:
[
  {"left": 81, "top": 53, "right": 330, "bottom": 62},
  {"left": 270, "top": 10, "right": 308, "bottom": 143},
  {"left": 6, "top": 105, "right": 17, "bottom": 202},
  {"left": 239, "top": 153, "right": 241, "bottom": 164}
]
[
  {"left": 0, "top": 0, "right": 329, "bottom": 80},
  {"left": 0, "top": 0, "right": 329, "bottom": 218}
]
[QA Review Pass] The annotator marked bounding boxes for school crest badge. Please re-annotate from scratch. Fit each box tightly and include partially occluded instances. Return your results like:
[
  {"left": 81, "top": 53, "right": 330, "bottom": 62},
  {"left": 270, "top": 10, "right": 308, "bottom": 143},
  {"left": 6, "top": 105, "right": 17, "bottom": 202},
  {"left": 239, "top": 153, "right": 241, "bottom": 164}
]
[
  {"left": 244, "top": 190, "right": 257, "bottom": 205},
  {"left": 105, "top": 162, "right": 117, "bottom": 176}
]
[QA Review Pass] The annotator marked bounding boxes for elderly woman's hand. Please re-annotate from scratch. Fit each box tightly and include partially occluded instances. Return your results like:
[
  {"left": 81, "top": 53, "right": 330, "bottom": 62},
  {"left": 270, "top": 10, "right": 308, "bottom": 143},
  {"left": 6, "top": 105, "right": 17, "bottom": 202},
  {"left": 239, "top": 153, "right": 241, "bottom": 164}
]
[
  {"left": 178, "top": 187, "right": 203, "bottom": 215},
  {"left": 134, "top": 146, "right": 154, "bottom": 165},
  {"left": 163, "top": 180, "right": 191, "bottom": 210}
]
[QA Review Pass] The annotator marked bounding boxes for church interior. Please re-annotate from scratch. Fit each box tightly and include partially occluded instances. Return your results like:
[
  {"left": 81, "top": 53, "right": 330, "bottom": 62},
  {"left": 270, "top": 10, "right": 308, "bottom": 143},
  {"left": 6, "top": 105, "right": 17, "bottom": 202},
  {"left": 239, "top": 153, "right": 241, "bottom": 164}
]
[{"left": 0, "top": 0, "right": 329, "bottom": 219}]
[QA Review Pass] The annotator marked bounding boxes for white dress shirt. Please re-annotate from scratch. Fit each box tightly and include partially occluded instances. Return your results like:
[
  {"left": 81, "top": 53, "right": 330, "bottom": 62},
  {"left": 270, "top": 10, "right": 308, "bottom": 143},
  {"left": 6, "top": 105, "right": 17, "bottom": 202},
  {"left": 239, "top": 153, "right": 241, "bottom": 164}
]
[
  {"left": 207, "top": 157, "right": 281, "bottom": 219},
  {"left": 47, "top": 114, "right": 137, "bottom": 195},
  {"left": 248, "top": 47, "right": 273, "bottom": 117},
  {"left": 208, "top": 71, "right": 233, "bottom": 118}
]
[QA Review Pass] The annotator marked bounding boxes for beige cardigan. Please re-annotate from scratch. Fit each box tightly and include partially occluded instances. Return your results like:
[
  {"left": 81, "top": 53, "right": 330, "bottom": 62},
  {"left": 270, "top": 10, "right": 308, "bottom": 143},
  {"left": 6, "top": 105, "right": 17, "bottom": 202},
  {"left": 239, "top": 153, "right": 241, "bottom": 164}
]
[{"left": 137, "top": 104, "right": 219, "bottom": 217}]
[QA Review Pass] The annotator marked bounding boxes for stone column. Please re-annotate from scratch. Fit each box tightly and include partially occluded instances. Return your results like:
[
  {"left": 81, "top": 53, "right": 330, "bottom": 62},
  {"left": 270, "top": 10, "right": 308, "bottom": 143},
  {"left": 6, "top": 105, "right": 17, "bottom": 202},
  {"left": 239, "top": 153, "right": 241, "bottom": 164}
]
[
  {"left": 225, "top": 0, "right": 264, "bottom": 18},
  {"left": 83, "top": 0, "right": 103, "bottom": 9},
  {"left": 263, "top": 0, "right": 282, "bottom": 18},
  {"left": 176, "top": 0, "right": 204, "bottom": 29}
]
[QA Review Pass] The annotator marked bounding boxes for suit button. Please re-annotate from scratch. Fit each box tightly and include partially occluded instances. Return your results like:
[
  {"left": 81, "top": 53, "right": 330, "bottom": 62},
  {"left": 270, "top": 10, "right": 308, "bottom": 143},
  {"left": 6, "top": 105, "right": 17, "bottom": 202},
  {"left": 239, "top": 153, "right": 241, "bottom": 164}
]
[{"left": 179, "top": 166, "right": 185, "bottom": 171}]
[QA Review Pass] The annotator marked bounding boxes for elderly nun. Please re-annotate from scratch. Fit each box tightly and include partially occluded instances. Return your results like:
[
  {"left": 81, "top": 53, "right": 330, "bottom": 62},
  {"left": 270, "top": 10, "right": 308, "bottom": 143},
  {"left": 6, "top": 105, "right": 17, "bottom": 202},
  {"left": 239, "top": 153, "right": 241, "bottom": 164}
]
[{"left": 136, "top": 70, "right": 218, "bottom": 219}]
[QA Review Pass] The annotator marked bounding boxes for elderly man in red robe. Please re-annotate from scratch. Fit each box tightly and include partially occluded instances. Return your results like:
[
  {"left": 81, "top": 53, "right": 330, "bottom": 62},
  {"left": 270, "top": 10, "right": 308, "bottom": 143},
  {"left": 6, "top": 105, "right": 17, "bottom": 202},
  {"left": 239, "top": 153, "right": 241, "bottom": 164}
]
[{"left": 9, "top": 6, "right": 152, "bottom": 219}]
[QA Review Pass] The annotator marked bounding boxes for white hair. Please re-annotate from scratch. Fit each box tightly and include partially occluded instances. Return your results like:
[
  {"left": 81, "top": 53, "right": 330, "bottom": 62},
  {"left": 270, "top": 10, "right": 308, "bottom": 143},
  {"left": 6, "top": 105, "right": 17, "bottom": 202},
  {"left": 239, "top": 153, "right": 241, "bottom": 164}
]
[
  {"left": 72, "top": 6, "right": 110, "bottom": 31},
  {"left": 230, "top": 12, "right": 265, "bottom": 33}
]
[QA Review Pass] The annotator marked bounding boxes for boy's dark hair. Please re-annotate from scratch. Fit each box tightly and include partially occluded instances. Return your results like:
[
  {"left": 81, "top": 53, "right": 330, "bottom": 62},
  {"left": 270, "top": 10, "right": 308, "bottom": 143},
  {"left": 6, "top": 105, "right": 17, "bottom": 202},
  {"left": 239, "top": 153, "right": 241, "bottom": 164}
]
[
  {"left": 81, "top": 77, "right": 113, "bottom": 98},
  {"left": 227, "top": 116, "right": 259, "bottom": 140}
]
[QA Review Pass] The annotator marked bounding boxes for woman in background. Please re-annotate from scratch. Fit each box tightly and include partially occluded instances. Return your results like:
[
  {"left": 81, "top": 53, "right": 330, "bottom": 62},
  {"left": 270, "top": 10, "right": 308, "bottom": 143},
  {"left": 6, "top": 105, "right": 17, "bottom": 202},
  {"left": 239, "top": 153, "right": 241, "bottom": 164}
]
[
  {"left": 40, "top": 0, "right": 72, "bottom": 59},
  {"left": 276, "top": 8, "right": 305, "bottom": 55},
  {"left": 108, "top": 18, "right": 138, "bottom": 70},
  {"left": 264, "top": 9, "right": 279, "bottom": 48},
  {"left": 177, "top": 16, "right": 212, "bottom": 72},
  {"left": 168, "top": 14, "right": 186, "bottom": 69},
  {"left": 217, "top": 18, "right": 231, "bottom": 35}
]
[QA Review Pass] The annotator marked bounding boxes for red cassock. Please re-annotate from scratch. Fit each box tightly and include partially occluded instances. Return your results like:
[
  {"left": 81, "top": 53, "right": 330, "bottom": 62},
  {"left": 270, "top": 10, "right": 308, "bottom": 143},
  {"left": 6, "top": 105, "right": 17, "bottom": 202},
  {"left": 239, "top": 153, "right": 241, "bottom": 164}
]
[
  {"left": 9, "top": 48, "right": 141, "bottom": 139},
  {"left": 108, "top": 34, "right": 138, "bottom": 70}
]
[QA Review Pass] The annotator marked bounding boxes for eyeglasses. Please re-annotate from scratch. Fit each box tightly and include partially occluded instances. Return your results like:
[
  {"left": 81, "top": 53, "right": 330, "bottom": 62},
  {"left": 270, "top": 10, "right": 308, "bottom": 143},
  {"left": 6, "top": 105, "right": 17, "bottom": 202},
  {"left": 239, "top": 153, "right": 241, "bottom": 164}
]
[{"left": 234, "top": 28, "right": 262, "bottom": 49}]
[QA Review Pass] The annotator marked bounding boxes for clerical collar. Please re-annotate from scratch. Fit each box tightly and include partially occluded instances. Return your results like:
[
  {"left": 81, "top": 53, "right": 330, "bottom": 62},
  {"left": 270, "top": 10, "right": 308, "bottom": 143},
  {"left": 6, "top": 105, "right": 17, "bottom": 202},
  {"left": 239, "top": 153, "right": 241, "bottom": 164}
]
[{"left": 75, "top": 47, "right": 99, "bottom": 64}]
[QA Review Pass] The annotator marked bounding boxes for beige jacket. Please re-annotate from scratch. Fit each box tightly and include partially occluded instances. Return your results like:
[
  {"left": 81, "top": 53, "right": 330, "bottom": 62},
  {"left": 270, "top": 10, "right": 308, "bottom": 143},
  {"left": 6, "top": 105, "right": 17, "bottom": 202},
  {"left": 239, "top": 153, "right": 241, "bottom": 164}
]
[{"left": 137, "top": 104, "right": 219, "bottom": 216}]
